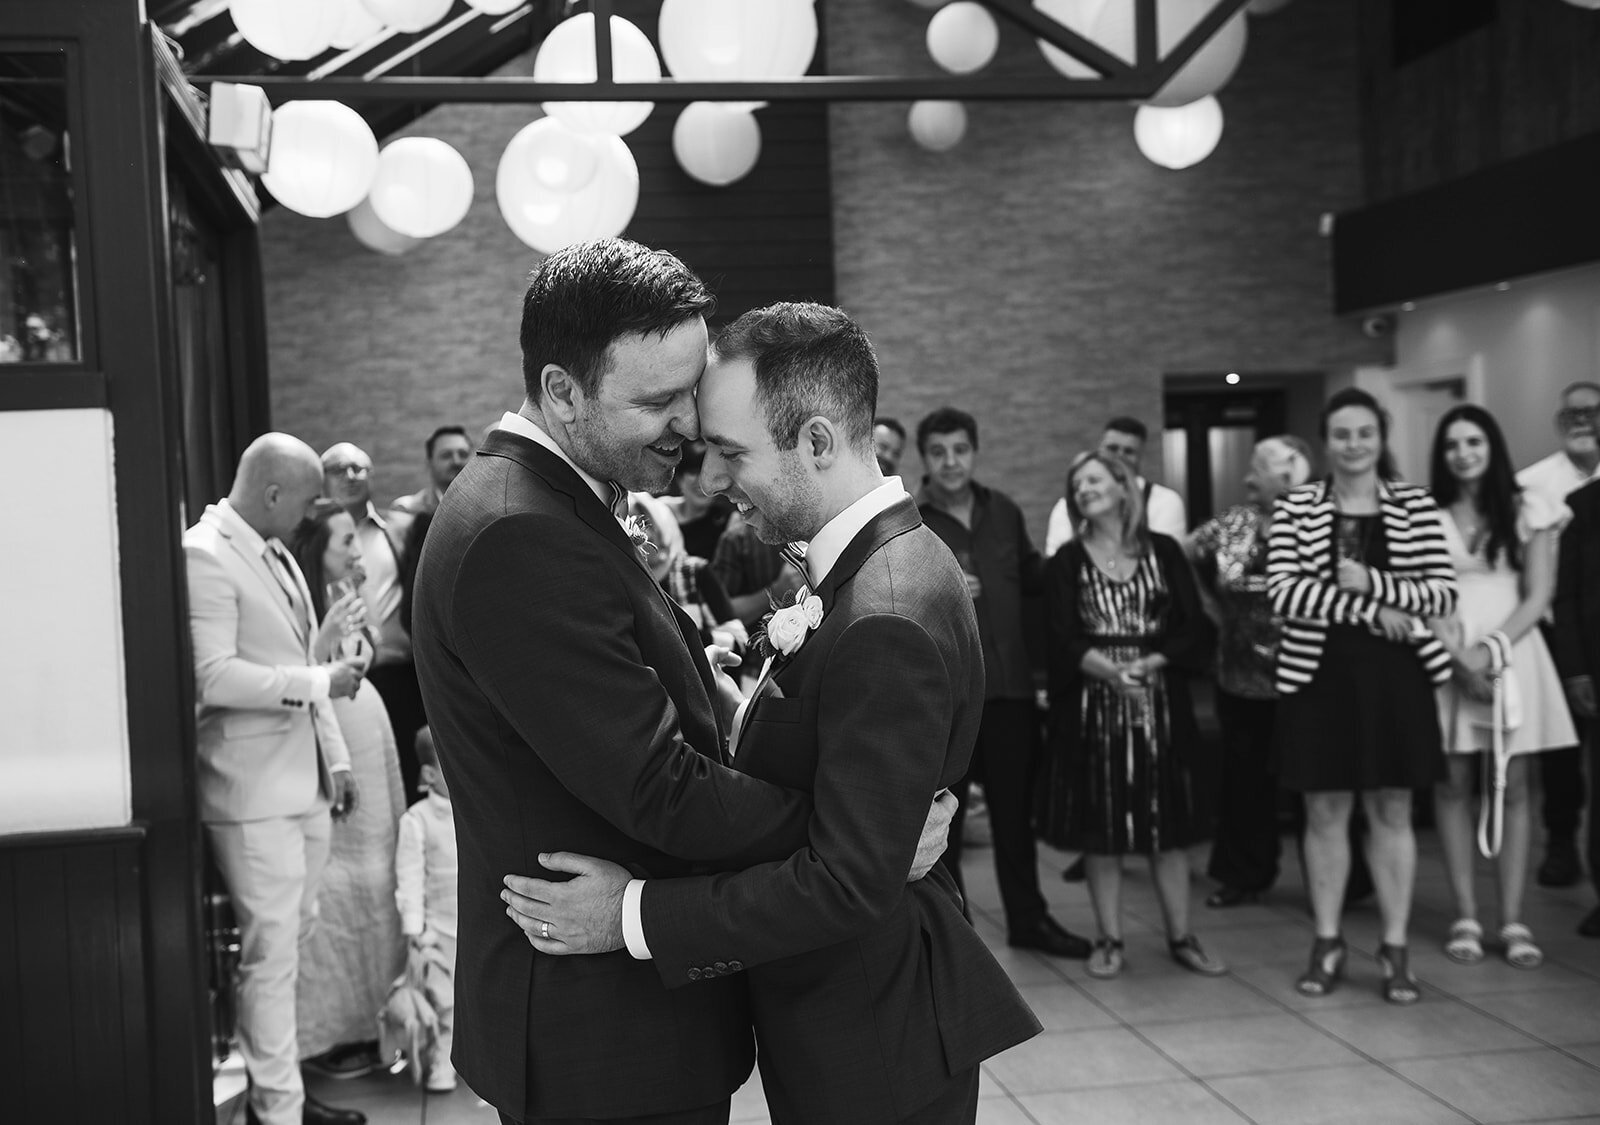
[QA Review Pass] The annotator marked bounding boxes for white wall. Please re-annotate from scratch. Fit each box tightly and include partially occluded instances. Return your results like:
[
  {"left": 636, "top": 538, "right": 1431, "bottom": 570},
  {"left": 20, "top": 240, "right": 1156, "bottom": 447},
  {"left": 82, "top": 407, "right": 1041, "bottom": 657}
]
[
  {"left": 0, "top": 408, "right": 131, "bottom": 833},
  {"left": 1393, "top": 265, "right": 1600, "bottom": 472}
]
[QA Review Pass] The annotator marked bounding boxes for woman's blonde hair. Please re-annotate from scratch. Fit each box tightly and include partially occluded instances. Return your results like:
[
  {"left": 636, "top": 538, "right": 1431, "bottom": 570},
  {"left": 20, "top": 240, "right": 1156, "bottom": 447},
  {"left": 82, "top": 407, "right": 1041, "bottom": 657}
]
[
  {"left": 1065, "top": 450, "right": 1149, "bottom": 554},
  {"left": 1255, "top": 434, "right": 1313, "bottom": 489}
]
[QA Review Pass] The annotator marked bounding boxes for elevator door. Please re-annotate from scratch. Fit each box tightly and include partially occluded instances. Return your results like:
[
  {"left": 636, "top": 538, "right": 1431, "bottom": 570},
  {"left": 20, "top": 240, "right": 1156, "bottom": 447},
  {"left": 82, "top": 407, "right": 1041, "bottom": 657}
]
[{"left": 1164, "top": 389, "right": 1287, "bottom": 525}]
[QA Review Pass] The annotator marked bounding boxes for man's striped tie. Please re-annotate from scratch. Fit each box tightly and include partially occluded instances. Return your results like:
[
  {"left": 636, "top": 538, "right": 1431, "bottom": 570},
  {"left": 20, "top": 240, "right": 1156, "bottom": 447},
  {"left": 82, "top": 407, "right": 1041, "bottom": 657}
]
[
  {"left": 608, "top": 481, "right": 629, "bottom": 520},
  {"left": 779, "top": 542, "right": 809, "bottom": 588}
]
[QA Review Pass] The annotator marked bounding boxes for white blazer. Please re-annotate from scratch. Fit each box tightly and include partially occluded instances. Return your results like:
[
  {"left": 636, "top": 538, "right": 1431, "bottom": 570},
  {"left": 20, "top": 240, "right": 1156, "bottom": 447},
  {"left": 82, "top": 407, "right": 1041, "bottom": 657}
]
[{"left": 184, "top": 501, "right": 350, "bottom": 823}]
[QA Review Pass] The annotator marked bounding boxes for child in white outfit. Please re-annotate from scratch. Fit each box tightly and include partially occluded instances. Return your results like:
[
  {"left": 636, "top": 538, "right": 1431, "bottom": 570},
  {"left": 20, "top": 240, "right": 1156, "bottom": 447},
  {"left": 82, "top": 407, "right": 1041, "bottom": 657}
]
[{"left": 394, "top": 726, "right": 459, "bottom": 1092}]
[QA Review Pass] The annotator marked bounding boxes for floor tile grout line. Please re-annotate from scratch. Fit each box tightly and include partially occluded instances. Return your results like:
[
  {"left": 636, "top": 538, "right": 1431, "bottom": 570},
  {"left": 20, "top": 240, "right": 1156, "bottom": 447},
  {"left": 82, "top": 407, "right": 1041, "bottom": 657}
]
[{"left": 1443, "top": 990, "right": 1600, "bottom": 1075}]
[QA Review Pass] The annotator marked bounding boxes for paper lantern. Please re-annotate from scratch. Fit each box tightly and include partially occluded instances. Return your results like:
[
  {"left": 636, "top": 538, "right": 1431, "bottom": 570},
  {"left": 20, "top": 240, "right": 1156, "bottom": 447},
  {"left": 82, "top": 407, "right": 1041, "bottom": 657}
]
[
  {"left": 1246, "top": 0, "right": 1293, "bottom": 13},
  {"left": 672, "top": 103, "right": 761, "bottom": 186},
  {"left": 1078, "top": 0, "right": 1249, "bottom": 106},
  {"left": 465, "top": 0, "right": 526, "bottom": 13},
  {"left": 1034, "top": 0, "right": 1111, "bottom": 79},
  {"left": 907, "top": 0, "right": 947, "bottom": 8},
  {"left": 534, "top": 14, "right": 661, "bottom": 137},
  {"left": 907, "top": 100, "right": 967, "bottom": 151},
  {"left": 347, "top": 198, "right": 421, "bottom": 255},
  {"left": 329, "top": 0, "right": 387, "bottom": 50},
  {"left": 1133, "top": 95, "right": 1223, "bottom": 169},
  {"left": 659, "top": 0, "right": 818, "bottom": 83},
  {"left": 359, "top": 0, "right": 452, "bottom": 35},
  {"left": 368, "top": 137, "right": 474, "bottom": 239},
  {"left": 497, "top": 118, "right": 640, "bottom": 255},
  {"left": 927, "top": 2, "right": 999, "bottom": 74},
  {"left": 229, "top": 0, "right": 341, "bottom": 61},
  {"left": 261, "top": 101, "right": 380, "bottom": 218},
  {"left": 1560, "top": 0, "right": 1600, "bottom": 8}
]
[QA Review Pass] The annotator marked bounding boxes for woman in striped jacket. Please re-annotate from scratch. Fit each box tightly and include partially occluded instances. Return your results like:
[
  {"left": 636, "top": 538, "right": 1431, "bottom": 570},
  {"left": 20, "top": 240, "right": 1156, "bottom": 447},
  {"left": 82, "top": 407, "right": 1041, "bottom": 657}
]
[{"left": 1268, "top": 388, "right": 1457, "bottom": 1005}]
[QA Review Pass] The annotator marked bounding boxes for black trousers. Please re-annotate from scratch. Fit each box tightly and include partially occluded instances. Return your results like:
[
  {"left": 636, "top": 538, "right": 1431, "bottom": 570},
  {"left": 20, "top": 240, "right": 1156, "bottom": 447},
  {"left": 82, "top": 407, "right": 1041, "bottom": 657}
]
[
  {"left": 941, "top": 698, "right": 1046, "bottom": 933},
  {"left": 366, "top": 658, "right": 427, "bottom": 800},
  {"left": 501, "top": 1102, "right": 730, "bottom": 1125},
  {"left": 1537, "top": 624, "right": 1586, "bottom": 844},
  {"left": 1584, "top": 718, "right": 1600, "bottom": 897},
  {"left": 1207, "top": 691, "right": 1283, "bottom": 893}
]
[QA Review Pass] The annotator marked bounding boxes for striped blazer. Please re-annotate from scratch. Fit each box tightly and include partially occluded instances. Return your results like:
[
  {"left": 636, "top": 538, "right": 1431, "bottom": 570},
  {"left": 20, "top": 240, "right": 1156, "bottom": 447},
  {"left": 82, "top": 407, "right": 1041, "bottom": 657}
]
[{"left": 1267, "top": 478, "right": 1457, "bottom": 695}]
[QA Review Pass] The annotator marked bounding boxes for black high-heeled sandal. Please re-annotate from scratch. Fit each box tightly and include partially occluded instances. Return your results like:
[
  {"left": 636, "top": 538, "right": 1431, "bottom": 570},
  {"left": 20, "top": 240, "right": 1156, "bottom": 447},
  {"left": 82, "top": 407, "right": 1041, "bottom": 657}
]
[
  {"left": 1295, "top": 935, "right": 1346, "bottom": 997},
  {"left": 1376, "top": 943, "right": 1421, "bottom": 1005}
]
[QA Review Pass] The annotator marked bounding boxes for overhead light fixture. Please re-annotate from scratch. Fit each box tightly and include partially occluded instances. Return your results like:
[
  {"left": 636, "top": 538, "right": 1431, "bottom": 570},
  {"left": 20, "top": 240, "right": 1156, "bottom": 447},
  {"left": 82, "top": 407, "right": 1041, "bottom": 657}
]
[
  {"left": 1225, "top": 372, "right": 1240, "bottom": 385},
  {"left": 1495, "top": 281, "right": 1511, "bottom": 291},
  {"left": 1401, "top": 301, "right": 1416, "bottom": 311}
]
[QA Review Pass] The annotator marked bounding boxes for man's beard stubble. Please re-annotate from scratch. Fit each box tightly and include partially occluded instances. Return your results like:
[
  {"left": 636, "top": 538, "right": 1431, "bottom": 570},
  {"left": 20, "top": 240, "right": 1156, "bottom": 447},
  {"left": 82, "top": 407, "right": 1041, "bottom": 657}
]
[{"left": 568, "top": 410, "right": 674, "bottom": 494}]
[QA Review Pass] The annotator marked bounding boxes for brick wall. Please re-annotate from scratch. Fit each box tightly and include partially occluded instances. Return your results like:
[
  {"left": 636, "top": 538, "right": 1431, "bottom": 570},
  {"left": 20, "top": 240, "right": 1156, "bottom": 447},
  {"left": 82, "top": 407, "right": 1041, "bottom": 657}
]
[{"left": 827, "top": 0, "right": 1387, "bottom": 530}]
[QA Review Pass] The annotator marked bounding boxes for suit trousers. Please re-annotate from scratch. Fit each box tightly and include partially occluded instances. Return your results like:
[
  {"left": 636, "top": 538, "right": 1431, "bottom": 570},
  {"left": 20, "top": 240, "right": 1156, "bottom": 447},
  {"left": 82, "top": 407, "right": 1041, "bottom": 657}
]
[
  {"left": 1206, "top": 692, "right": 1283, "bottom": 893},
  {"left": 1537, "top": 625, "right": 1586, "bottom": 845},
  {"left": 500, "top": 1101, "right": 730, "bottom": 1125},
  {"left": 368, "top": 659, "right": 427, "bottom": 800},
  {"left": 943, "top": 698, "right": 1046, "bottom": 933},
  {"left": 207, "top": 807, "right": 332, "bottom": 1125}
]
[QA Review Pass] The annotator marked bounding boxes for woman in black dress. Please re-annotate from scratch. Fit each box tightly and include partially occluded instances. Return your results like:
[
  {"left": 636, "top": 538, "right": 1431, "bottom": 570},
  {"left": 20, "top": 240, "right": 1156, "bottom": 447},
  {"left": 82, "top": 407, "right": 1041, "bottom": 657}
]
[
  {"left": 1039, "top": 452, "right": 1222, "bottom": 979},
  {"left": 1268, "top": 389, "right": 1457, "bottom": 1003}
]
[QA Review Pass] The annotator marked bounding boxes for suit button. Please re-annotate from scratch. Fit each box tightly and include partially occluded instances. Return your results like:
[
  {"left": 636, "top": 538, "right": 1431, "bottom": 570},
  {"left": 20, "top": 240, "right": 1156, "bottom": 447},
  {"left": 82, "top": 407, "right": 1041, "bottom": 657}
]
[
  {"left": 728, "top": 961, "right": 743, "bottom": 972},
  {"left": 687, "top": 968, "right": 701, "bottom": 981},
  {"left": 714, "top": 961, "right": 728, "bottom": 973}
]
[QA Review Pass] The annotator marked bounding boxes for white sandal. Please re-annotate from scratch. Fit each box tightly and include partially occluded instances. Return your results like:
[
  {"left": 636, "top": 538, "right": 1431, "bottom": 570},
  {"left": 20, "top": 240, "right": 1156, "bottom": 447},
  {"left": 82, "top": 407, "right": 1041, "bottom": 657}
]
[
  {"left": 1445, "top": 918, "right": 1484, "bottom": 964},
  {"left": 1499, "top": 923, "right": 1543, "bottom": 969}
]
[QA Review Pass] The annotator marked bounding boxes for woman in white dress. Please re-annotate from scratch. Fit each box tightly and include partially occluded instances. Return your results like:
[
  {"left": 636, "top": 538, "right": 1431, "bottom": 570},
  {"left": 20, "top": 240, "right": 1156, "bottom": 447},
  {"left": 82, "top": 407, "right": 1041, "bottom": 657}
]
[{"left": 1428, "top": 405, "right": 1575, "bottom": 969}]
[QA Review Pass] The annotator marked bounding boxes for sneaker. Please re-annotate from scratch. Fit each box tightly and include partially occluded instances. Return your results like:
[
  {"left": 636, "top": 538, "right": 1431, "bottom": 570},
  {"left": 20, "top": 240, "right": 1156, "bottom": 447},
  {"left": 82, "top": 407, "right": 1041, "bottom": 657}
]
[{"left": 426, "top": 1059, "right": 458, "bottom": 1094}]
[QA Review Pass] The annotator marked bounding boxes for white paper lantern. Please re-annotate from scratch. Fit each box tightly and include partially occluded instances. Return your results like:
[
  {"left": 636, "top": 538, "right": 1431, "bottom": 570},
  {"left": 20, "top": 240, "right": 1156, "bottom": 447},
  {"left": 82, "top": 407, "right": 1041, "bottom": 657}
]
[
  {"left": 329, "top": 0, "right": 387, "bottom": 50},
  {"left": 261, "top": 101, "right": 380, "bottom": 218},
  {"left": 907, "top": 100, "right": 967, "bottom": 151},
  {"left": 368, "top": 137, "right": 474, "bottom": 239},
  {"left": 672, "top": 103, "right": 762, "bottom": 186},
  {"left": 1133, "top": 95, "right": 1223, "bottom": 169},
  {"left": 927, "top": 2, "right": 1000, "bottom": 74},
  {"left": 230, "top": 0, "right": 341, "bottom": 61},
  {"left": 1559, "top": 0, "right": 1600, "bottom": 8},
  {"left": 907, "top": 0, "right": 947, "bottom": 8},
  {"left": 659, "top": 0, "right": 818, "bottom": 83},
  {"left": 359, "top": 0, "right": 452, "bottom": 35},
  {"left": 1034, "top": 0, "right": 1111, "bottom": 79},
  {"left": 534, "top": 14, "right": 661, "bottom": 137},
  {"left": 497, "top": 118, "right": 640, "bottom": 255},
  {"left": 347, "top": 197, "right": 421, "bottom": 255},
  {"left": 1246, "top": 0, "right": 1293, "bottom": 14},
  {"left": 466, "top": 0, "right": 526, "bottom": 13},
  {"left": 1081, "top": 0, "right": 1249, "bottom": 106}
]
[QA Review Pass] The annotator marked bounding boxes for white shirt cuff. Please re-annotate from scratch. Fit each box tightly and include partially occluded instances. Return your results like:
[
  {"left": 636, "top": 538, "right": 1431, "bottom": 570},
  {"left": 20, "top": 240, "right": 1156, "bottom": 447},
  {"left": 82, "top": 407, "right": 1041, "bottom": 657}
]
[
  {"left": 622, "top": 879, "right": 652, "bottom": 960},
  {"left": 307, "top": 665, "right": 331, "bottom": 705}
]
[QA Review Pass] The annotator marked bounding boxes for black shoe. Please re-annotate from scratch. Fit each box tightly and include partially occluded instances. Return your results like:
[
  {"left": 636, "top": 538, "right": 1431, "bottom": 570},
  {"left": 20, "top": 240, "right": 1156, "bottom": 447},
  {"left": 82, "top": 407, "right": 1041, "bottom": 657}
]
[
  {"left": 302, "top": 1041, "right": 382, "bottom": 1081},
  {"left": 1538, "top": 841, "right": 1582, "bottom": 888},
  {"left": 1060, "top": 857, "right": 1086, "bottom": 883},
  {"left": 1579, "top": 906, "right": 1600, "bottom": 938},
  {"left": 304, "top": 1094, "right": 367, "bottom": 1125},
  {"left": 1206, "top": 886, "right": 1261, "bottom": 909},
  {"left": 1008, "top": 915, "right": 1092, "bottom": 959}
]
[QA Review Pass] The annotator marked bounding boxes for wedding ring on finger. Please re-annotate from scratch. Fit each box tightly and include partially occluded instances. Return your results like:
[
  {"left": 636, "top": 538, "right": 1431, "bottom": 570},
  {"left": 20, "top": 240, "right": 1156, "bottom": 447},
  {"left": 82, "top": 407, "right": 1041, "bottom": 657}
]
[{"left": 541, "top": 921, "right": 550, "bottom": 940}]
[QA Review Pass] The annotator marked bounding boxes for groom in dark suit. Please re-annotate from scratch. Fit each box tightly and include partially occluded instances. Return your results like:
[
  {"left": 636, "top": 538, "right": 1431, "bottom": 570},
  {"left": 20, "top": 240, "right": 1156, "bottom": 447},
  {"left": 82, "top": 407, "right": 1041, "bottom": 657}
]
[
  {"left": 412, "top": 242, "right": 952, "bottom": 1125},
  {"left": 506, "top": 303, "right": 1041, "bottom": 1123}
]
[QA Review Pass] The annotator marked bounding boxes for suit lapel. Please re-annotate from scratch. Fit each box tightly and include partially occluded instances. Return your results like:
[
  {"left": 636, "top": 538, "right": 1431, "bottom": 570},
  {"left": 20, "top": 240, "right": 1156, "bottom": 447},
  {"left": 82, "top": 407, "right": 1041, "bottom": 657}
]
[
  {"left": 211, "top": 508, "right": 309, "bottom": 644},
  {"left": 812, "top": 497, "right": 923, "bottom": 615}
]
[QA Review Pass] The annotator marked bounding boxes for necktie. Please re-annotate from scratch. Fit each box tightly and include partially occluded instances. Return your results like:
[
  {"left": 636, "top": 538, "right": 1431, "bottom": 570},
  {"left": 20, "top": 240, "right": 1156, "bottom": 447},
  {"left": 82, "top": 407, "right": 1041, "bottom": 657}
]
[
  {"left": 266, "top": 542, "right": 311, "bottom": 634},
  {"left": 779, "top": 542, "right": 809, "bottom": 587}
]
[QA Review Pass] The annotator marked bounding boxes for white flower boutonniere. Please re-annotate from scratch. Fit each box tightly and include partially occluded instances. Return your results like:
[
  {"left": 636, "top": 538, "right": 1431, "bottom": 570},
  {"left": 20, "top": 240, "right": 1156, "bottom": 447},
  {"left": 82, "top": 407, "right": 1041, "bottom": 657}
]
[
  {"left": 757, "top": 586, "right": 825, "bottom": 658},
  {"left": 620, "top": 514, "right": 656, "bottom": 558}
]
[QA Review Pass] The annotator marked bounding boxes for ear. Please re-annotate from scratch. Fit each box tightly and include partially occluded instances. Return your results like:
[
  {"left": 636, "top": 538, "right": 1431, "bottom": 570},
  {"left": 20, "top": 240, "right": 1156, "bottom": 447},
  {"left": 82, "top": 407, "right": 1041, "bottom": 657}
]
[
  {"left": 802, "top": 416, "right": 838, "bottom": 467},
  {"left": 263, "top": 482, "right": 281, "bottom": 508},
  {"left": 542, "top": 363, "right": 583, "bottom": 423}
]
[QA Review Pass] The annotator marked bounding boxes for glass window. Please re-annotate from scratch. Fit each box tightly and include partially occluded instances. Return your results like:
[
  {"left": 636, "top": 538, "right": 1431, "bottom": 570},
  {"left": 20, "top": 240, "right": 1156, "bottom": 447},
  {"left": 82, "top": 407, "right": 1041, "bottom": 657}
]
[{"left": 1, "top": 50, "right": 80, "bottom": 365}]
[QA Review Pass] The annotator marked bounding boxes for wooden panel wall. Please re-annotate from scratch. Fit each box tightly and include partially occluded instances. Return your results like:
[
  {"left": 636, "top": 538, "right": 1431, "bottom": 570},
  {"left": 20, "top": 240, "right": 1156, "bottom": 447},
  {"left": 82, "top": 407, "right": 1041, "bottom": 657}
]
[
  {"left": 1359, "top": 0, "right": 1600, "bottom": 202},
  {"left": 0, "top": 829, "right": 152, "bottom": 1125}
]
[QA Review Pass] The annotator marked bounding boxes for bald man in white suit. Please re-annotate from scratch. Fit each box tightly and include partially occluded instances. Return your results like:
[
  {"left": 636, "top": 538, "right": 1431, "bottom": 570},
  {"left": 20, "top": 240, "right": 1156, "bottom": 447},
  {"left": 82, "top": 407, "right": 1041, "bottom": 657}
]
[{"left": 184, "top": 433, "right": 367, "bottom": 1125}]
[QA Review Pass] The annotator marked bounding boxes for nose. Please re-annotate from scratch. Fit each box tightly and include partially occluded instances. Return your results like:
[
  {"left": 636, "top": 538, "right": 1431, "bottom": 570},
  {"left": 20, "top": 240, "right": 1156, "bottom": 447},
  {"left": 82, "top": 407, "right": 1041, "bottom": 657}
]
[
  {"left": 700, "top": 449, "right": 731, "bottom": 496},
  {"left": 672, "top": 392, "right": 700, "bottom": 441}
]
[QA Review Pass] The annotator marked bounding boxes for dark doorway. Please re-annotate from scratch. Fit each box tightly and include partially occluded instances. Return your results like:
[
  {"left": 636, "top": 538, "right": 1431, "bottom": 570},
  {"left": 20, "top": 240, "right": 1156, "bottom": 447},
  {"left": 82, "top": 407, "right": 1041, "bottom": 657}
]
[{"left": 1163, "top": 380, "right": 1289, "bottom": 526}]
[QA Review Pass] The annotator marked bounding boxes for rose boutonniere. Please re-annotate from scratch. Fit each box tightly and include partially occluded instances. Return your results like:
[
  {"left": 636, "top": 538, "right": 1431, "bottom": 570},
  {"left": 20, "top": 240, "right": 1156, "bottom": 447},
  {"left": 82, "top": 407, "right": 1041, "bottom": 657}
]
[
  {"left": 620, "top": 514, "right": 656, "bottom": 558},
  {"left": 754, "top": 586, "right": 825, "bottom": 660}
]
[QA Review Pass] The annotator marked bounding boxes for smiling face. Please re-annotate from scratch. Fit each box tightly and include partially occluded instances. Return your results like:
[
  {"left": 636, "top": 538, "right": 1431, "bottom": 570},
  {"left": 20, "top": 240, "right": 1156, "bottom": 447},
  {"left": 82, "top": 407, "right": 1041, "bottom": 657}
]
[
  {"left": 322, "top": 443, "right": 373, "bottom": 512},
  {"left": 1558, "top": 385, "right": 1600, "bottom": 461},
  {"left": 921, "top": 428, "right": 976, "bottom": 499},
  {"left": 1324, "top": 405, "right": 1383, "bottom": 479},
  {"left": 1071, "top": 457, "right": 1126, "bottom": 523},
  {"left": 319, "top": 510, "right": 362, "bottom": 585},
  {"left": 698, "top": 355, "right": 821, "bottom": 545},
  {"left": 1442, "top": 418, "right": 1491, "bottom": 486},
  {"left": 1098, "top": 428, "right": 1145, "bottom": 475},
  {"left": 566, "top": 318, "right": 708, "bottom": 493}
]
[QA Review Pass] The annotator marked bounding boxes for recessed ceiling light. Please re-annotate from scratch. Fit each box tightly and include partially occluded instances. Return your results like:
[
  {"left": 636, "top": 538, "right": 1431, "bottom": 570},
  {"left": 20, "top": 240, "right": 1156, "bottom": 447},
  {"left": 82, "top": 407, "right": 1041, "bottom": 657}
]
[
  {"left": 1496, "top": 282, "right": 1511, "bottom": 291},
  {"left": 1225, "top": 372, "right": 1240, "bottom": 385},
  {"left": 1401, "top": 302, "right": 1416, "bottom": 311}
]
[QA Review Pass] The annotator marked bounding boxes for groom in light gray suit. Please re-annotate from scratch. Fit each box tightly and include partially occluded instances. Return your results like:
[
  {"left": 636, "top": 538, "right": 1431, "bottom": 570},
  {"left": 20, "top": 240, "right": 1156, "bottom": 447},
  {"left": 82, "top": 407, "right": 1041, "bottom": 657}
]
[{"left": 184, "top": 432, "right": 366, "bottom": 1125}]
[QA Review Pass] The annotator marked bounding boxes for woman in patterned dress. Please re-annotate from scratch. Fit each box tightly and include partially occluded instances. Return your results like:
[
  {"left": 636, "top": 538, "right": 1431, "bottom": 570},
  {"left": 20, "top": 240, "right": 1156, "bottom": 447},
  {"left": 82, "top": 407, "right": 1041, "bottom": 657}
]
[
  {"left": 1040, "top": 451, "right": 1222, "bottom": 979},
  {"left": 1427, "top": 404, "right": 1575, "bottom": 969}
]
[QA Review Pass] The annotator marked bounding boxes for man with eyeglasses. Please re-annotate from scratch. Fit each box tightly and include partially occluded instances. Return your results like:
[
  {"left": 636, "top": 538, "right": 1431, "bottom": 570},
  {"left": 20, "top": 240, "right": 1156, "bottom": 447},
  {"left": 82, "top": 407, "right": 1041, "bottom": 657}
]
[{"left": 1517, "top": 382, "right": 1600, "bottom": 890}]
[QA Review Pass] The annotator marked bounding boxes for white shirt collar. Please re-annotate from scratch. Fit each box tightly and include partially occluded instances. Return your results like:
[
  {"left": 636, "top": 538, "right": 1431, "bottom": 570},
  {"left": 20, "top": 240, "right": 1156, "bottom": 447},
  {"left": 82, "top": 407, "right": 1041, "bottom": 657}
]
[
  {"left": 803, "top": 477, "right": 907, "bottom": 587},
  {"left": 497, "top": 411, "right": 611, "bottom": 508}
]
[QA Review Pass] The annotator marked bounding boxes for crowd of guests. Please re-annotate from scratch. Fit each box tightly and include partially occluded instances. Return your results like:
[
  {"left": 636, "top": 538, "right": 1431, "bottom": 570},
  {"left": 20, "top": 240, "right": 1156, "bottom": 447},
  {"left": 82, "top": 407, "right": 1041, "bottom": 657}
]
[{"left": 185, "top": 378, "right": 1600, "bottom": 1124}]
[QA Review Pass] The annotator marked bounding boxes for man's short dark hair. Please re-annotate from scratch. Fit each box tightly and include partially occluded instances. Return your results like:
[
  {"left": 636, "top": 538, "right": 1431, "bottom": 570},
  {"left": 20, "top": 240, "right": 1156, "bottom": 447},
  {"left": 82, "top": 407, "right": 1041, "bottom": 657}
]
[
  {"left": 520, "top": 238, "right": 715, "bottom": 401},
  {"left": 424, "top": 425, "right": 468, "bottom": 458},
  {"left": 1104, "top": 415, "right": 1148, "bottom": 442},
  {"left": 874, "top": 416, "right": 906, "bottom": 441},
  {"left": 711, "top": 302, "right": 878, "bottom": 451},
  {"left": 916, "top": 407, "right": 978, "bottom": 455}
]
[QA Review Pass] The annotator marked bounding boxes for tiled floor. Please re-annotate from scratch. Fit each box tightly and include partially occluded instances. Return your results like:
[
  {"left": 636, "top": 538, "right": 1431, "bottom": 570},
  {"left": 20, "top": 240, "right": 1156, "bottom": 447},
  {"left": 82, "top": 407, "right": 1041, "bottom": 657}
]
[{"left": 259, "top": 830, "right": 1600, "bottom": 1125}]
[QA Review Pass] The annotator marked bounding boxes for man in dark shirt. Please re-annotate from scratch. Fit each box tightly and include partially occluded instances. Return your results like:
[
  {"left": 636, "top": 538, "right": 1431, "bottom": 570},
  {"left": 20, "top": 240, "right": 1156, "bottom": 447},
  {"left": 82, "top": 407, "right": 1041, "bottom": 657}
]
[{"left": 915, "top": 406, "right": 1091, "bottom": 959}]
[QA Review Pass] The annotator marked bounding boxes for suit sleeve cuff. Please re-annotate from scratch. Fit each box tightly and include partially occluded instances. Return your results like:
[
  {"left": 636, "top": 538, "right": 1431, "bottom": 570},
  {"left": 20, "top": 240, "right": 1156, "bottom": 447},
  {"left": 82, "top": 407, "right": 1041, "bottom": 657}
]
[
  {"left": 622, "top": 879, "right": 653, "bottom": 960},
  {"left": 307, "top": 665, "right": 331, "bottom": 705}
]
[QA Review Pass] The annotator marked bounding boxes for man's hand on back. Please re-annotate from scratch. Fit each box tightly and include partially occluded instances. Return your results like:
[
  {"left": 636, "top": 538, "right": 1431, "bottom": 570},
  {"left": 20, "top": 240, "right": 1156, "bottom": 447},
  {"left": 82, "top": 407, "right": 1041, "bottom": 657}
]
[{"left": 503, "top": 853, "right": 631, "bottom": 955}]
